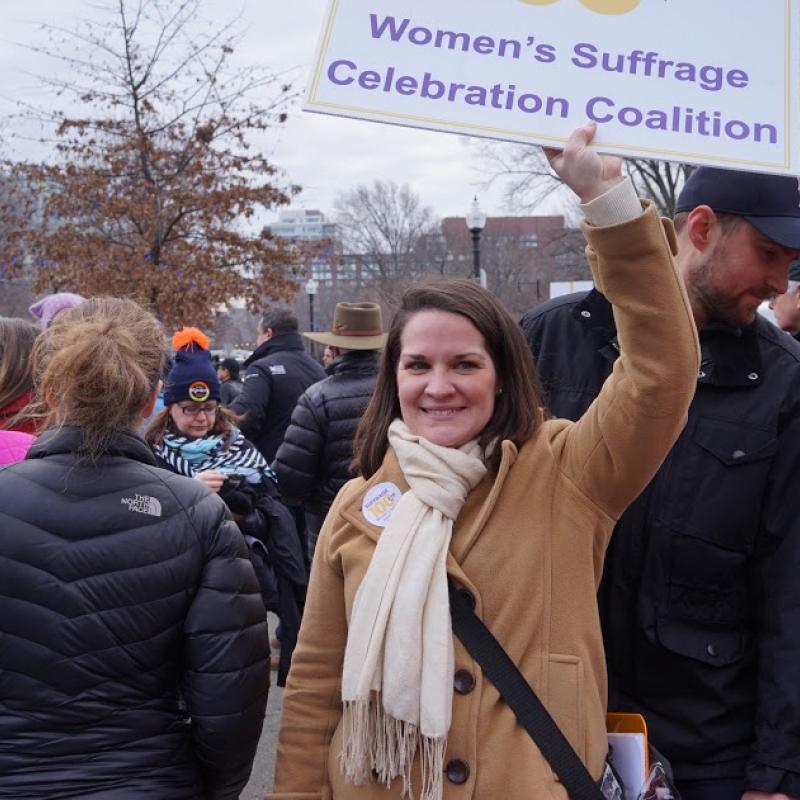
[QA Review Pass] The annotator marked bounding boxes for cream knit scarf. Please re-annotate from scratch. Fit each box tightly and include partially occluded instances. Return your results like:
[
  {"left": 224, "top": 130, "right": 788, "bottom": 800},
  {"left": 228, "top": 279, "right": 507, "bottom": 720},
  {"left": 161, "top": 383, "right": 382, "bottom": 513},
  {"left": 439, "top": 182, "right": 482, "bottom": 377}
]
[{"left": 340, "top": 419, "right": 487, "bottom": 800}]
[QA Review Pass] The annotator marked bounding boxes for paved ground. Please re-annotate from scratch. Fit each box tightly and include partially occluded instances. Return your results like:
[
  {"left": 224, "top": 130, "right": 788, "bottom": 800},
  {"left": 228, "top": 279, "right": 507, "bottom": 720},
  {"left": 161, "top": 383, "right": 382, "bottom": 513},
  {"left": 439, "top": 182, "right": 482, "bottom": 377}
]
[
  {"left": 241, "top": 683, "right": 283, "bottom": 800},
  {"left": 241, "top": 614, "right": 283, "bottom": 800}
]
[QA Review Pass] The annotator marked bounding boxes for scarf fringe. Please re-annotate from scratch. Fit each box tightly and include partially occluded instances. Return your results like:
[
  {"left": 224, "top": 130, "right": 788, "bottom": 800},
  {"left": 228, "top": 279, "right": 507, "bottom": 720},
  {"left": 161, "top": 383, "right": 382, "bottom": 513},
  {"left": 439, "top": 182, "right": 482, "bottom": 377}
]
[
  {"left": 419, "top": 731, "right": 446, "bottom": 800},
  {"left": 340, "top": 698, "right": 446, "bottom": 800}
]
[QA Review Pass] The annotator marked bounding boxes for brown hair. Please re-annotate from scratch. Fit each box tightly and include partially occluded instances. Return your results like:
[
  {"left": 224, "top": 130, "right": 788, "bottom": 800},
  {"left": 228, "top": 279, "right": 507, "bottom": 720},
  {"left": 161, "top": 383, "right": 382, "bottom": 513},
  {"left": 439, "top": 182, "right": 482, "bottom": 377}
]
[
  {"left": 0, "top": 317, "right": 40, "bottom": 424},
  {"left": 144, "top": 403, "right": 243, "bottom": 449},
  {"left": 353, "top": 278, "right": 545, "bottom": 477},
  {"left": 31, "top": 297, "right": 168, "bottom": 458}
]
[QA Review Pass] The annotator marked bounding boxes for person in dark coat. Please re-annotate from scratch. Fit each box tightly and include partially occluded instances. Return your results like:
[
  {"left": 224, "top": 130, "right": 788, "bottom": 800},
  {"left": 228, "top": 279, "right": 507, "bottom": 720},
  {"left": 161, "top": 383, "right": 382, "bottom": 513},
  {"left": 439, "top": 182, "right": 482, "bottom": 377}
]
[
  {"left": 230, "top": 307, "right": 326, "bottom": 463},
  {"left": 231, "top": 307, "right": 326, "bottom": 593},
  {"left": 522, "top": 168, "right": 800, "bottom": 800},
  {"left": 218, "top": 356, "right": 244, "bottom": 405},
  {"left": 0, "top": 298, "right": 269, "bottom": 800},
  {"left": 273, "top": 302, "right": 385, "bottom": 558},
  {"left": 146, "top": 326, "right": 307, "bottom": 686}
]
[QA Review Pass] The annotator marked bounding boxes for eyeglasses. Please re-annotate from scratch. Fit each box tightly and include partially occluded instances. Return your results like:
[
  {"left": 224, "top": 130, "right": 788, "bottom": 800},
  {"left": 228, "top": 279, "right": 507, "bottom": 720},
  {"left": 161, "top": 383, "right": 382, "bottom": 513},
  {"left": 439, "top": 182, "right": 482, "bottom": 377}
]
[{"left": 178, "top": 403, "right": 218, "bottom": 418}]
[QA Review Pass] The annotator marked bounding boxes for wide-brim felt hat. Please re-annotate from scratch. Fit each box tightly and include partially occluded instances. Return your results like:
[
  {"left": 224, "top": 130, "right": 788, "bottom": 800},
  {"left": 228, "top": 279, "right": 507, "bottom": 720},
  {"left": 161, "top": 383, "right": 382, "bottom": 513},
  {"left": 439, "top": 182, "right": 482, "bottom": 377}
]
[{"left": 304, "top": 302, "right": 387, "bottom": 349}]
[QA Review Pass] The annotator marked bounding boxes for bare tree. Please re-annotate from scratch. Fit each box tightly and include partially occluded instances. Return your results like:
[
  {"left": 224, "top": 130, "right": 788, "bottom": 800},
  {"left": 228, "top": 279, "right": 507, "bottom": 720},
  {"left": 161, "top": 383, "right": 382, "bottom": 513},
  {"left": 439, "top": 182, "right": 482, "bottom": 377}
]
[
  {"left": 481, "top": 234, "right": 554, "bottom": 315},
  {"left": 0, "top": 0, "right": 300, "bottom": 326},
  {"left": 478, "top": 141, "right": 693, "bottom": 218},
  {"left": 625, "top": 159, "right": 694, "bottom": 218},
  {"left": 333, "top": 180, "right": 440, "bottom": 308}
]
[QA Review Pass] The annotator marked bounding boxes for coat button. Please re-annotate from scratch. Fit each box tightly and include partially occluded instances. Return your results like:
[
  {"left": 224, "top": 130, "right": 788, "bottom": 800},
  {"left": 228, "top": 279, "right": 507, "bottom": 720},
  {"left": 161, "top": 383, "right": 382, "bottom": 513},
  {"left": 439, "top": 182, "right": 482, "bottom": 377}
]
[
  {"left": 580, "top": 310, "right": 591, "bottom": 318},
  {"left": 731, "top": 449, "right": 746, "bottom": 460},
  {"left": 747, "top": 372, "right": 759, "bottom": 381},
  {"left": 454, "top": 669, "right": 476, "bottom": 695},
  {"left": 698, "top": 370, "right": 706, "bottom": 379},
  {"left": 446, "top": 758, "right": 470, "bottom": 784},
  {"left": 457, "top": 589, "right": 476, "bottom": 610},
  {"left": 707, "top": 644, "right": 718, "bottom": 658}
]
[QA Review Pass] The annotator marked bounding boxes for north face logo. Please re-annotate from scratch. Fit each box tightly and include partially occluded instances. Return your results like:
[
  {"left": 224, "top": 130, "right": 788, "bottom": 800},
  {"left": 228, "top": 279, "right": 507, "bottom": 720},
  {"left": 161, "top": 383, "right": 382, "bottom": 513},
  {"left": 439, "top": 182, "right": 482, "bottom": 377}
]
[{"left": 121, "top": 494, "right": 162, "bottom": 517}]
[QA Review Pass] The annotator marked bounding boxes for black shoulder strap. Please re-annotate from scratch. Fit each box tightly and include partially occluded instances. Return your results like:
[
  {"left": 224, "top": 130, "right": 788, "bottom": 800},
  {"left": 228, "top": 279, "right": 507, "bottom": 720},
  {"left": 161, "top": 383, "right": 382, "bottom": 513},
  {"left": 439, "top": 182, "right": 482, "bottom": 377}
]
[{"left": 449, "top": 585, "right": 605, "bottom": 800}]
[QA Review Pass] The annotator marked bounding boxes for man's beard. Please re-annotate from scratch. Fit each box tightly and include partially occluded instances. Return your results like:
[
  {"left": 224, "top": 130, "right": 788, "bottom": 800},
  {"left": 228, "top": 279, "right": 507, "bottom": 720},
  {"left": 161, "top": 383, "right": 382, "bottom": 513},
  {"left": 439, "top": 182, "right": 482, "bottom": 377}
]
[{"left": 687, "top": 254, "right": 763, "bottom": 329}]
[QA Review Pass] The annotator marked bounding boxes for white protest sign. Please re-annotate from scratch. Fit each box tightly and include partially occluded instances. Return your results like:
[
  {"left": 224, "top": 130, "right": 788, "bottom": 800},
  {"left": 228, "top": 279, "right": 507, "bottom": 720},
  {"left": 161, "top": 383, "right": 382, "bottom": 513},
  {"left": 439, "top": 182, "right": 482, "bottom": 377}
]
[{"left": 305, "top": 0, "right": 800, "bottom": 175}]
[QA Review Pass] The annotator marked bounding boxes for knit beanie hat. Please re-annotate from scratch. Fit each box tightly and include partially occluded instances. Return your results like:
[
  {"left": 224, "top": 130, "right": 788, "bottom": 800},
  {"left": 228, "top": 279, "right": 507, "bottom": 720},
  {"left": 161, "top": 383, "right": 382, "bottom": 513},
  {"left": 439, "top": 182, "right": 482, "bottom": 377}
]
[
  {"left": 164, "top": 327, "right": 221, "bottom": 406},
  {"left": 29, "top": 292, "right": 85, "bottom": 329}
]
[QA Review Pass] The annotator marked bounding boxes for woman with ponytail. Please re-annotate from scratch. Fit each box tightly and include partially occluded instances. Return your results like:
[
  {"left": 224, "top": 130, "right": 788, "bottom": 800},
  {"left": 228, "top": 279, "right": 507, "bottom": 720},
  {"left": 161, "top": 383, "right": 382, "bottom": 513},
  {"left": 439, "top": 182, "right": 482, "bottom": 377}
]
[{"left": 0, "top": 298, "right": 269, "bottom": 800}]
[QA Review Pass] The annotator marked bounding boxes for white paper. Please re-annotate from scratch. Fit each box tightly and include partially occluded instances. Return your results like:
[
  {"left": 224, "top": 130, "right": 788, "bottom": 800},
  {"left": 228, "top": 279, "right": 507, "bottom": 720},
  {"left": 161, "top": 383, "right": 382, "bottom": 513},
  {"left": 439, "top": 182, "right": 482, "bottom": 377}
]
[
  {"left": 607, "top": 731, "right": 647, "bottom": 800},
  {"left": 306, "top": 0, "right": 800, "bottom": 175}
]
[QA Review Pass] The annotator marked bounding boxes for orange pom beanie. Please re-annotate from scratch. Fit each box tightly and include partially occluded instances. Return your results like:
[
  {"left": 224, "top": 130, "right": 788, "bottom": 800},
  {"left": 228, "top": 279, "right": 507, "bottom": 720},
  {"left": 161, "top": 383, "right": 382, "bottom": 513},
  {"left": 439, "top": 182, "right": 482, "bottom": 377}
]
[{"left": 163, "top": 327, "right": 221, "bottom": 405}]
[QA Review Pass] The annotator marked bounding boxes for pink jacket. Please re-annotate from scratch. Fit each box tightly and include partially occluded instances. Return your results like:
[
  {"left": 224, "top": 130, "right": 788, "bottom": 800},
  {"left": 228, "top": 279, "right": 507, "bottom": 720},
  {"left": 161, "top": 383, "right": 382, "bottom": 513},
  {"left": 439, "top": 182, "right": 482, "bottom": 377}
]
[{"left": 0, "top": 430, "right": 35, "bottom": 466}]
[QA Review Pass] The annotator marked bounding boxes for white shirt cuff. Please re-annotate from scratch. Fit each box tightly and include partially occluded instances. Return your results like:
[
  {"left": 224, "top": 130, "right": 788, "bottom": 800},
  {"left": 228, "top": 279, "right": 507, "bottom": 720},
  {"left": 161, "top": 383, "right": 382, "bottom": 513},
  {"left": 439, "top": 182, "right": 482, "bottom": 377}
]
[{"left": 579, "top": 178, "right": 642, "bottom": 226}]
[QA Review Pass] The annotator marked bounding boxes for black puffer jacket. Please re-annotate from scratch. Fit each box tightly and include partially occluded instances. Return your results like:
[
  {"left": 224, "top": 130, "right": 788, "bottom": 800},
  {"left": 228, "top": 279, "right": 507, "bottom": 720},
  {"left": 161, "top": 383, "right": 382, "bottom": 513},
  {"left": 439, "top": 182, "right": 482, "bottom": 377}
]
[
  {"left": 272, "top": 350, "right": 379, "bottom": 517},
  {"left": 0, "top": 427, "right": 269, "bottom": 800},
  {"left": 522, "top": 290, "right": 800, "bottom": 795},
  {"left": 231, "top": 333, "right": 326, "bottom": 462}
]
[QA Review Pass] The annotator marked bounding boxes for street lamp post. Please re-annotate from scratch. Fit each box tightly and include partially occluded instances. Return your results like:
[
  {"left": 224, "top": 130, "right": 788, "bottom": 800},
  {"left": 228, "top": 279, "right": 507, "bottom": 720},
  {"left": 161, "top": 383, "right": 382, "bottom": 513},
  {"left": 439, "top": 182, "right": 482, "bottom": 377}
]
[
  {"left": 465, "top": 196, "right": 487, "bottom": 286},
  {"left": 305, "top": 277, "right": 318, "bottom": 332}
]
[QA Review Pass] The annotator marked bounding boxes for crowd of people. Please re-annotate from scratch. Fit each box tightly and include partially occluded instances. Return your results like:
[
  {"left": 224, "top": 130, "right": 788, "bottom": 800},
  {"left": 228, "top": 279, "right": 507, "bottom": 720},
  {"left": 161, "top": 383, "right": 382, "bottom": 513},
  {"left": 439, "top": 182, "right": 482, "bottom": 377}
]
[{"left": 2, "top": 123, "right": 800, "bottom": 800}]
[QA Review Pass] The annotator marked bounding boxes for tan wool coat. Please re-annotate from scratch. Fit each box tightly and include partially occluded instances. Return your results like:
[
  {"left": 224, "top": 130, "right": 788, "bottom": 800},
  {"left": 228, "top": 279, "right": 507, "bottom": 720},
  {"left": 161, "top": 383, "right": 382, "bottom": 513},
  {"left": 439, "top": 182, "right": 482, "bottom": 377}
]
[{"left": 269, "top": 201, "right": 699, "bottom": 800}]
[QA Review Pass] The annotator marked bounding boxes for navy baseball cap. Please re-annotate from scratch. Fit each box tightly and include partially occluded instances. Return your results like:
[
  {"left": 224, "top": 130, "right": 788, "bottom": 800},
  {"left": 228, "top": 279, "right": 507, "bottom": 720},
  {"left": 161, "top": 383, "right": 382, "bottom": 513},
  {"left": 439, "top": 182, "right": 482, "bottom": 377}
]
[{"left": 675, "top": 168, "right": 800, "bottom": 249}]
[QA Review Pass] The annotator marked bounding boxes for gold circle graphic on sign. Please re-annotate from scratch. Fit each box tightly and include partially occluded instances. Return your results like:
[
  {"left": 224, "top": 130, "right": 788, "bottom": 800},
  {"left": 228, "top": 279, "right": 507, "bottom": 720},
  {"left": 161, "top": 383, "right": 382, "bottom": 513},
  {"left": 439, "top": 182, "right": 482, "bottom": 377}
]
[
  {"left": 577, "top": 0, "right": 640, "bottom": 13},
  {"left": 517, "top": 0, "right": 640, "bottom": 11}
]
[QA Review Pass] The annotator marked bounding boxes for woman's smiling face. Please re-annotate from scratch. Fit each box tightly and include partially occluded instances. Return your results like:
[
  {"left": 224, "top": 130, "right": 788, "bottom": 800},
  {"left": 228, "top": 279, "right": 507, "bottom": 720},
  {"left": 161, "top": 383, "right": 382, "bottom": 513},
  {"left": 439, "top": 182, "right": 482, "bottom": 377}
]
[{"left": 396, "top": 309, "right": 498, "bottom": 448}]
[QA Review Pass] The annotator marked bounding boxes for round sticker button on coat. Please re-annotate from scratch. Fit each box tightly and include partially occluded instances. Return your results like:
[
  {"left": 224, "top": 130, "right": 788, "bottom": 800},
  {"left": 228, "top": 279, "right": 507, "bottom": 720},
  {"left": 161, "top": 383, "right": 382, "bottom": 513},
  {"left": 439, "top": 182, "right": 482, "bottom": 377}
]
[{"left": 361, "top": 482, "right": 403, "bottom": 528}]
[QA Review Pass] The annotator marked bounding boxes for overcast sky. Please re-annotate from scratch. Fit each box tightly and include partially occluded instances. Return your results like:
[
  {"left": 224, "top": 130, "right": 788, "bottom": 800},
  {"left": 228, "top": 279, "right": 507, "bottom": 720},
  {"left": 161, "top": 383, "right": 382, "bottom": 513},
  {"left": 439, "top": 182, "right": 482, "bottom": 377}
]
[{"left": 0, "top": 0, "right": 525, "bottom": 222}]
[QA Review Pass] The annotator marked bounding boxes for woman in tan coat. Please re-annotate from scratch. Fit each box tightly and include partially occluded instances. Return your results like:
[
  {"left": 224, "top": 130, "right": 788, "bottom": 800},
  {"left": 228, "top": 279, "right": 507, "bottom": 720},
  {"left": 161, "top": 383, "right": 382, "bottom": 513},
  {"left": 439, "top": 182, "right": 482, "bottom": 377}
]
[{"left": 269, "top": 124, "right": 700, "bottom": 799}]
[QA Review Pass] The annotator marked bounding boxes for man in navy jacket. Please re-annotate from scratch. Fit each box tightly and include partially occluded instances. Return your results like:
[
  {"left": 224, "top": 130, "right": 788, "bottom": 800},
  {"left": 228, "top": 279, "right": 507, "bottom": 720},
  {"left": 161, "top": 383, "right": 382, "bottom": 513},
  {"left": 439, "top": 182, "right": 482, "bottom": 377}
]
[{"left": 523, "top": 168, "right": 800, "bottom": 800}]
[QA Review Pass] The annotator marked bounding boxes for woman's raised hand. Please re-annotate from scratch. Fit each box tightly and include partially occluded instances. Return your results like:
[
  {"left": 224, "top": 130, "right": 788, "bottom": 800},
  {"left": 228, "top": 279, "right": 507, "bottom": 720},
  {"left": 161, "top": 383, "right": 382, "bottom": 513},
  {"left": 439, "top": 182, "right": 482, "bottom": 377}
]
[
  {"left": 194, "top": 470, "right": 226, "bottom": 493},
  {"left": 543, "top": 122, "right": 624, "bottom": 204}
]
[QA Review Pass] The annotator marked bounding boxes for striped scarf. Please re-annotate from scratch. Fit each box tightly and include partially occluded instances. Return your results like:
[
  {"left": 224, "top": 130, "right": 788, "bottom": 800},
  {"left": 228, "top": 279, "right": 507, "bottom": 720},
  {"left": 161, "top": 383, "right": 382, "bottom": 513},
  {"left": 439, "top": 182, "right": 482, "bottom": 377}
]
[{"left": 155, "top": 429, "right": 275, "bottom": 485}]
